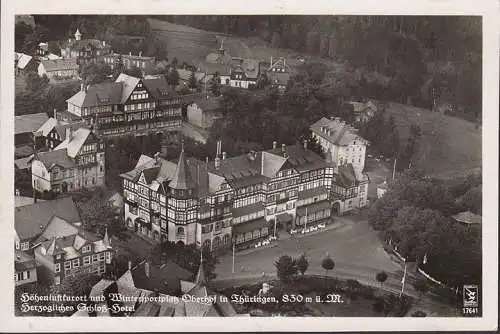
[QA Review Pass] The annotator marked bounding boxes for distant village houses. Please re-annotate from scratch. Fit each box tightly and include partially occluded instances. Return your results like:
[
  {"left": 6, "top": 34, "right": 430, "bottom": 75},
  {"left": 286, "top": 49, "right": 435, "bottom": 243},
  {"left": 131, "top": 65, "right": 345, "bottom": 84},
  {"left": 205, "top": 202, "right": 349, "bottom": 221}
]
[
  {"left": 103, "top": 52, "right": 156, "bottom": 75},
  {"left": 38, "top": 58, "right": 79, "bottom": 82},
  {"left": 266, "top": 57, "right": 290, "bottom": 93},
  {"left": 186, "top": 97, "right": 223, "bottom": 130},
  {"left": 60, "top": 28, "right": 111, "bottom": 65}
]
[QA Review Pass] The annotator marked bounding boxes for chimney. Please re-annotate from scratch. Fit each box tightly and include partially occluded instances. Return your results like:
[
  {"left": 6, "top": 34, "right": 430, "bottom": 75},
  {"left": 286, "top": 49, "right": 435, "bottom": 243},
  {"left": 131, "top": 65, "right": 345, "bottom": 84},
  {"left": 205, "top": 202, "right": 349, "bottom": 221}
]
[
  {"left": 216, "top": 139, "right": 222, "bottom": 157},
  {"left": 272, "top": 141, "right": 277, "bottom": 149},
  {"left": 222, "top": 152, "right": 227, "bottom": 160},
  {"left": 139, "top": 51, "right": 142, "bottom": 57},
  {"left": 215, "top": 156, "right": 221, "bottom": 169},
  {"left": 66, "top": 127, "right": 73, "bottom": 142},
  {"left": 80, "top": 82, "right": 84, "bottom": 92},
  {"left": 145, "top": 262, "right": 150, "bottom": 278},
  {"left": 53, "top": 108, "right": 57, "bottom": 121},
  {"left": 270, "top": 56, "right": 273, "bottom": 67},
  {"left": 40, "top": 225, "right": 43, "bottom": 230},
  {"left": 281, "top": 144, "right": 286, "bottom": 153},
  {"left": 129, "top": 51, "right": 132, "bottom": 56},
  {"left": 102, "top": 40, "right": 106, "bottom": 46},
  {"left": 128, "top": 261, "right": 132, "bottom": 271},
  {"left": 154, "top": 152, "right": 160, "bottom": 163},
  {"left": 303, "top": 140, "right": 308, "bottom": 150}
]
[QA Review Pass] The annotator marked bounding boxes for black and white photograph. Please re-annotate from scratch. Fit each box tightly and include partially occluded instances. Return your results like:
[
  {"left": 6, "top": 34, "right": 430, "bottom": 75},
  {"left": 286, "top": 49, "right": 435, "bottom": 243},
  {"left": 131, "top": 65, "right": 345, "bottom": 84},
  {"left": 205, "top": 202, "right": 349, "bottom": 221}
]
[{"left": 1, "top": 0, "right": 498, "bottom": 332}]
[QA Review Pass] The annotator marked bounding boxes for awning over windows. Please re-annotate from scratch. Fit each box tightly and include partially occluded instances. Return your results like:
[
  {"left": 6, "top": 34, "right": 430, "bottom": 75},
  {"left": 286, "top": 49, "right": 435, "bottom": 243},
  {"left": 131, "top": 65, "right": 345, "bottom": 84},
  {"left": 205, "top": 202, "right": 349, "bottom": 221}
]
[
  {"left": 232, "top": 218, "right": 269, "bottom": 235},
  {"left": 135, "top": 217, "right": 151, "bottom": 227},
  {"left": 296, "top": 200, "right": 331, "bottom": 217},
  {"left": 275, "top": 213, "right": 293, "bottom": 224}
]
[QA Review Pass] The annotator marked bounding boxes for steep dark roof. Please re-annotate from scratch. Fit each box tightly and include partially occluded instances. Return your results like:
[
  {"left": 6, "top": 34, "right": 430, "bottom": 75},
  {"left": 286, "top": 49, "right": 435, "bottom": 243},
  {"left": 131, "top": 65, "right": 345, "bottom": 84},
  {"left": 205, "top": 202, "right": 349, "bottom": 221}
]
[
  {"left": 336, "top": 164, "right": 358, "bottom": 187},
  {"left": 15, "top": 250, "right": 36, "bottom": 272},
  {"left": 191, "top": 97, "right": 221, "bottom": 111},
  {"left": 63, "top": 38, "right": 110, "bottom": 50},
  {"left": 67, "top": 82, "right": 123, "bottom": 108},
  {"left": 169, "top": 149, "right": 197, "bottom": 190},
  {"left": 15, "top": 196, "right": 81, "bottom": 240},
  {"left": 310, "top": 117, "right": 369, "bottom": 147},
  {"left": 143, "top": 77, "right": 178, "bottom": 100},
  {"left": 40, "top": 58, "right": 78, "bottom": 72},
  {"left": 36, "top": 149, "right": 76, "bottom": 170},
  {"left": 54, "top": 121, "right": 88, "bottom": 141},
  {"left": 142, "top": 167, "right": 160, "bottom": 184},
  {"left": 130, "top": 260, "right": 193, "bottom": 296}
]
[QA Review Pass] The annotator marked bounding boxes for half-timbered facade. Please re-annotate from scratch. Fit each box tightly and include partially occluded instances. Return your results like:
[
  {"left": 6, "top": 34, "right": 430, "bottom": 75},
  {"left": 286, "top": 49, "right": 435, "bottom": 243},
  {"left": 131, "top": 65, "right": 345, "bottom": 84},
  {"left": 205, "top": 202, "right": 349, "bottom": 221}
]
[
  {"left": 34, "top": 229, "right": 113, "bottom": 285},
  {"left": 65, "top": 73, "right": 182, "bottom": 137},
  {"left": 120, "top": 141, "right": 334, "bottom": 251},
  {"left": 31, "top": 127, "right": 105, "bottom": 194}
]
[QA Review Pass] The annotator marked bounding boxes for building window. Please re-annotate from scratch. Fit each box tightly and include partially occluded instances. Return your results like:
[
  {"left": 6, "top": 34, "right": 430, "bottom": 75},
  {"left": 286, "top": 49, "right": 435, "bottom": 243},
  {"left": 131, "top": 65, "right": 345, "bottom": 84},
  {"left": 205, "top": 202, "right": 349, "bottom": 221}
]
[
  {"left": 64, "top": 261, "right": 71, "bottom": 270},
  {"left": 83, "top": 256, "right": 91, "bottom": 265},
  {"left": 72, "top": 259, "right": 80, "bottom": 268},
  {"left": 54, "top": 263, "right": 61, "bottom": 273},
  {"left": 20, "top": 242, "right": 29, "bottom": 251}
]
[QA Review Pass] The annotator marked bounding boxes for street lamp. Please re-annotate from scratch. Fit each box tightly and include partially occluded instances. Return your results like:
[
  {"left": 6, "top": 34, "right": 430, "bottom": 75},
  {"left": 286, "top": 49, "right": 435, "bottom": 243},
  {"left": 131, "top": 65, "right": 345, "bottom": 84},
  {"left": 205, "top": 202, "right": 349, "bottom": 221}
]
[
  {"left": 273, "top": 216, "right": 277, "bottom": 238},
  {"left": 231, "top": 241, "right": 235, "bottom": 275},
  {"left": 400, "top": 260, "right": 407, "bottom": 297}
]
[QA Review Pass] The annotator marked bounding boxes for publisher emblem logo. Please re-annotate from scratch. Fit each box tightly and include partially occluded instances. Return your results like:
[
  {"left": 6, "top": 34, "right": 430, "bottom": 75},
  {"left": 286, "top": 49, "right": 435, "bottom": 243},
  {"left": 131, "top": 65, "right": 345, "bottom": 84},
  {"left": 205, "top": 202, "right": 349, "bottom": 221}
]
[{"left": 463, "top": 285, "right": 478, "bottom": 308}]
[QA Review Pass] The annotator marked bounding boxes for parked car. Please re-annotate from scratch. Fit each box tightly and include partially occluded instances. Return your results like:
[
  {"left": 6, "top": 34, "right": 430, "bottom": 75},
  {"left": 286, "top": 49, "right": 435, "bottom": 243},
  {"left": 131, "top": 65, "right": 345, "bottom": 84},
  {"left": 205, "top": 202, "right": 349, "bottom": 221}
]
[
  {"left": 290, "top": 229, "right": 298, "bottom": 235},
  {"left": 310, "top": 226, "right": 318, "bottom": 232},
  {"left": 262, "top": 240, "right": 270, "bottom": 246},
  {"left": 367, "top": 154, "right": 373, "bottom": 158},
  {"left": 268, "top": 236, "right": 277, "bottom": 241},
  {"left": 318, "top": 223, "right": 326, "bottom": 229},
  {"left": 255, "top": 242, "right": 262, "bottom": 248}
]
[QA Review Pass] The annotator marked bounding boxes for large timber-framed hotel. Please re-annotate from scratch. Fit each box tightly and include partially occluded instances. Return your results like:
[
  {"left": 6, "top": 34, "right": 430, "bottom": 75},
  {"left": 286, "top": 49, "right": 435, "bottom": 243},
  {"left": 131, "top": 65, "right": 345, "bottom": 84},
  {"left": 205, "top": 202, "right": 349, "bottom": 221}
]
[{"left": 120, "top": 141, "right": 337, "bottom": 251}]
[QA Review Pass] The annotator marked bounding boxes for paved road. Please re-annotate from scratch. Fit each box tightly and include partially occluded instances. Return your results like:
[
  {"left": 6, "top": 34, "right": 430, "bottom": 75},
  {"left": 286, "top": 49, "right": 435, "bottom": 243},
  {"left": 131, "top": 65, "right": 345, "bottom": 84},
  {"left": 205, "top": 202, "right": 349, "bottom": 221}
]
[{"left": 215, "top": 217, "right": 405, "bottom": 289}]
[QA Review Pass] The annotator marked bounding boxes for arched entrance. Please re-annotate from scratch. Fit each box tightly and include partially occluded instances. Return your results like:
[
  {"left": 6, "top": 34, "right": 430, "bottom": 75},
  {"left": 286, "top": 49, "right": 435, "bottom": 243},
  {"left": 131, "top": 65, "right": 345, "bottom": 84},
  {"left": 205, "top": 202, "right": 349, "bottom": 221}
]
[
  {"left": 213, "top": 236, "right": 221, "bottom": 250},
  {"left": 332, "top": 201, "right": 341, "bottom": 215},
  {"left": 61, "top": 182, "right": 68, "bottom": 193},
  {"left": 153, "top": 230, "right": 160, "bottom": 241},
  {"left": 161, "top": 234, "right": 167, "bottom": 243},
  {"left": 203, "top": 239, "right": 211, "bottom": 251}
]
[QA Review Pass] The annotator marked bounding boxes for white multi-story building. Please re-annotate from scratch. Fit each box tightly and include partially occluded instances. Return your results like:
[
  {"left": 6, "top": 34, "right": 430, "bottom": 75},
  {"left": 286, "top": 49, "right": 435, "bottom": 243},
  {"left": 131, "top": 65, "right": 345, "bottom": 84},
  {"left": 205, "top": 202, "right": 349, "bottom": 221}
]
[
  {"left": 310, "top": 117, "right": 370, "bottom": 214},
  {"left": 31, "top": 126, "right": 105, "bottom": 194}
]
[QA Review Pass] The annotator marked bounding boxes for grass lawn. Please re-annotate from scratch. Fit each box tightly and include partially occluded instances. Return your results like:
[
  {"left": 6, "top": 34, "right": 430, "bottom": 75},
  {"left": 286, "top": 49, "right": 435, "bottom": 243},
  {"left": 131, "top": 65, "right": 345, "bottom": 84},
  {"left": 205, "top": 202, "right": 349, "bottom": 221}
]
[{"left": 385, "top": 102, "right": 481, "bottom": 178}]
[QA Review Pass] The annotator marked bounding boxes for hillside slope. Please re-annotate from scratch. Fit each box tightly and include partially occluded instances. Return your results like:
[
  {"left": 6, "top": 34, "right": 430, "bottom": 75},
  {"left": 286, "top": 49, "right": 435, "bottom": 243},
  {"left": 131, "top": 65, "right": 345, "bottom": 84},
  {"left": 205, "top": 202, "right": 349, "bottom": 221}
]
[{"left": 385, "top": 102, "right": 481, "bottom": 178}]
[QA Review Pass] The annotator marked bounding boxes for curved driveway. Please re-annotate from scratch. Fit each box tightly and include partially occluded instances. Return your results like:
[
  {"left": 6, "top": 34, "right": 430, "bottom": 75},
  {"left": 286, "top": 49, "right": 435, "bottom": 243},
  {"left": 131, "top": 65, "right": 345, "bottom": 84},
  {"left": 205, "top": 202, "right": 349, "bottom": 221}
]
[{"left": 215, "top": 218, "right": 404, "bottom": 288}]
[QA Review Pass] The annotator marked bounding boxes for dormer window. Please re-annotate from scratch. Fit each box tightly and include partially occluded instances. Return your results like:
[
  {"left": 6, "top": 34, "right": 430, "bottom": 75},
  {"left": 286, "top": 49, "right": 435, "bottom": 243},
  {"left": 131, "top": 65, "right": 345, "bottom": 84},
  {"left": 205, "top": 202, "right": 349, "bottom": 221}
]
[{"left": 82, "top": 245, "right": 91, "bottom": 253}]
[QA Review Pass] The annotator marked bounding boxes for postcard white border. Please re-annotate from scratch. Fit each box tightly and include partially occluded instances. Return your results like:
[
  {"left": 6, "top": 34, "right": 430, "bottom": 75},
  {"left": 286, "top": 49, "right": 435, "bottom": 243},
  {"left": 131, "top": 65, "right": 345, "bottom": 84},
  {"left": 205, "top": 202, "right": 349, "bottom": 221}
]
[{"left": 1, "top": 0, "right": 498, "bottom": 332}]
